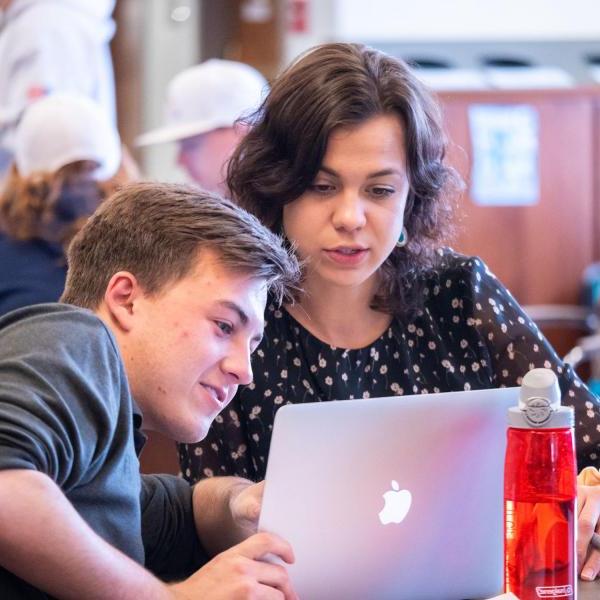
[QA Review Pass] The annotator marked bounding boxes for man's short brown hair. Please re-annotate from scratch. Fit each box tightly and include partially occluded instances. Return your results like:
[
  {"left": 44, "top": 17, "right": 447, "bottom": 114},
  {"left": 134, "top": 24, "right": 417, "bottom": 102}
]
[{"left": 61, "top": 182, "right": 300, "bottom": 308}]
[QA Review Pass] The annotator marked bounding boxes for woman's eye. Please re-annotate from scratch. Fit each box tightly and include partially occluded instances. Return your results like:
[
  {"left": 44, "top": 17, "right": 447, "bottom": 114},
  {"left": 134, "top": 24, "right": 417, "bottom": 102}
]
[
  {"left": 309, "top": 183, "right": 335, "bottom": 194},
  {"left": 370, "top": 186, "right": 395, "bottom": 198},
  {"left": 215, "top": 321, "right": 233, "bottom": 335}
]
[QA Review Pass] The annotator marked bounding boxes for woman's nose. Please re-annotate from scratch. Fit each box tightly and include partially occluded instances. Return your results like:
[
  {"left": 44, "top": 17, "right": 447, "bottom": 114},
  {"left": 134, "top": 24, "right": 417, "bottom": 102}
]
[{"left": 331, "top": 191, "right": 367, "bottom": 231}]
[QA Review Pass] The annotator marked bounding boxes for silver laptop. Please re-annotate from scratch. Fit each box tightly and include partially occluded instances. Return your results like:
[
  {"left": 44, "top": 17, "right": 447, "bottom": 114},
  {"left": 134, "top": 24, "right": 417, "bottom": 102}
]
[{"left": 258, "top": 387, "right": 519, "bottom": 600}]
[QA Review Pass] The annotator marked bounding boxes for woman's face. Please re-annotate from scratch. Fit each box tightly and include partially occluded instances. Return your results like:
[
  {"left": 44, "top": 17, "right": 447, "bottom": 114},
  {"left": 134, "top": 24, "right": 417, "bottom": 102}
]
[{"left": 282, "top": 114, "right": 409, "bottom": 293}]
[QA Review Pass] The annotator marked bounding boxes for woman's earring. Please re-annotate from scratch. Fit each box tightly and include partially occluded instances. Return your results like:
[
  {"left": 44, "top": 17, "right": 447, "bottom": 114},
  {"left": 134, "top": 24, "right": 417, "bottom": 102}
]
[{"left": 396, "top": 227, "right": 408, "bottom": 248}]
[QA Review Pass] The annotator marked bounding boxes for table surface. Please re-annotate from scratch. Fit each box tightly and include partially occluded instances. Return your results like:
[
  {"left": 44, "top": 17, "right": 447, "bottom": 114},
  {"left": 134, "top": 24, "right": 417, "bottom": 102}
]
[{"left": 578, "top": 579, "right": 598, "bottom": 599}]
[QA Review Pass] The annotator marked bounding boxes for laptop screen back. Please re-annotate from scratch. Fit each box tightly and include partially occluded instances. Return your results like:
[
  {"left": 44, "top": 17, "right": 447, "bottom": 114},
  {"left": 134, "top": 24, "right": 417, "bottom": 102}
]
[{"left": 258, "top": 387, "right": 519, "bottom": 600}]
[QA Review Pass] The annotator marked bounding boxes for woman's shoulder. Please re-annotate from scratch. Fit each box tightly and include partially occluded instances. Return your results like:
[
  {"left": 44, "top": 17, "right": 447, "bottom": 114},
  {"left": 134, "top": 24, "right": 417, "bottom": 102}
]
[
  {"left": 412, "top": 248, "right": 512, "bottom": 319},
  {"left": 420, "top": 248, "right": 495, "bottom": 287}
]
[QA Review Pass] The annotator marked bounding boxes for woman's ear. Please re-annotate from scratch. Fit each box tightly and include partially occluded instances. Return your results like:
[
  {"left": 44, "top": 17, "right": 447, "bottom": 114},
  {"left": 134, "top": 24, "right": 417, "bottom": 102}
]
[{"left": 102, "top": 271, "right": 142, "bottom": 332}]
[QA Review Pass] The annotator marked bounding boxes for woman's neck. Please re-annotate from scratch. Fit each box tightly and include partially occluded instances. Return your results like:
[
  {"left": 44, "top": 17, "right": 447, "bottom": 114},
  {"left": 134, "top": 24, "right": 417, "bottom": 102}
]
[{"left": 285, "top": 275, "right": 393, "bottom": 349}]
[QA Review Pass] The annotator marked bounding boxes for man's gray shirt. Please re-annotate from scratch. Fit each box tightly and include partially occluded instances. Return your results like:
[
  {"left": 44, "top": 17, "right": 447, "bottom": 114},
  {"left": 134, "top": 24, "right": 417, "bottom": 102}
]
[{"left": 0, "top": 304, "right": 207, "bottom": 598}]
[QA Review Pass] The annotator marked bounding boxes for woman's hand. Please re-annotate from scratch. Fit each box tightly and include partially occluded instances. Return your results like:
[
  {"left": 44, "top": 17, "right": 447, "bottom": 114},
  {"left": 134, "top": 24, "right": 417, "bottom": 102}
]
[{"left": 577, "top": 484, "right": 600, "bottom": 580}]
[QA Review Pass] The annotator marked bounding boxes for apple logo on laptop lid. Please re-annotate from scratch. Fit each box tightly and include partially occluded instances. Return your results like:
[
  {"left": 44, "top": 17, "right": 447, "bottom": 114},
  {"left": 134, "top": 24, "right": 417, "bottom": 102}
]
[{"left": 379, "top": 480, "right": 412, "bottom": 525}]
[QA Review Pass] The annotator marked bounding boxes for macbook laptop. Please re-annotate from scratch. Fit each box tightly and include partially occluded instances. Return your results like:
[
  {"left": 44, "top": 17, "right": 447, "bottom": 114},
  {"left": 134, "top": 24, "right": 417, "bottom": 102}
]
[{"left": 258, "top": 387, "right": 519, "bottom": 600}]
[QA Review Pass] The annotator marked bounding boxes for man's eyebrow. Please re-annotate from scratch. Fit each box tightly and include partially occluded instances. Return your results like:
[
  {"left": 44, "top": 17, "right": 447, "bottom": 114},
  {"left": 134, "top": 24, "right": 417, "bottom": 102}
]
[
  {"left": 217, "top": 300, "right": 248, "bottom": 325},
  {"left": 217, "top": 300, "right": 265, "bottom": 343}
]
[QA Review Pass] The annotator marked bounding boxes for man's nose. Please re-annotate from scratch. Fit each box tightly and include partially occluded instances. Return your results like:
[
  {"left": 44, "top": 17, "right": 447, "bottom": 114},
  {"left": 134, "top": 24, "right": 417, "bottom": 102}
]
[
  {"left": 176, "top": 145, "right": 187, "bottom": 168},
  {"left": 224, "top": 344, "right": 253, "bottom": 386}
]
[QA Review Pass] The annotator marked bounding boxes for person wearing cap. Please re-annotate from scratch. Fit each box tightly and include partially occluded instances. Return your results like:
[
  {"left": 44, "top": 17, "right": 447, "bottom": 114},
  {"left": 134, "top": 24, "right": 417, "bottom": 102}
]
[
  {"left": 0, "top": 0, "right": 117, "bottom": 175},
  {"left": 136, "top": 59, "right": 267, "bottom": 195},
  {"left": 0, "top": 93, "right": 121, "bottom": 318}
]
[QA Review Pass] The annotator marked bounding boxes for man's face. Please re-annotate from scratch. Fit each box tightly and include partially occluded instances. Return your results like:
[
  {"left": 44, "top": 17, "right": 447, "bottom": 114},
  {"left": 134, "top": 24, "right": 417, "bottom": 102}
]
[
  {"left": 122, "top": 249, "right": 267, "bottom": 443},
  {"left": 176, "top": 127, "right": 245, "bottom": 195}
]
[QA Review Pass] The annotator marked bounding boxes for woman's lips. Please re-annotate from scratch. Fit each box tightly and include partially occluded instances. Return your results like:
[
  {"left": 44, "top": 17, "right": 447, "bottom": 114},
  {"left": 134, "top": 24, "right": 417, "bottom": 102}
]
[{"left": 323, "top": 247, "right": 369, "bottom": 265}]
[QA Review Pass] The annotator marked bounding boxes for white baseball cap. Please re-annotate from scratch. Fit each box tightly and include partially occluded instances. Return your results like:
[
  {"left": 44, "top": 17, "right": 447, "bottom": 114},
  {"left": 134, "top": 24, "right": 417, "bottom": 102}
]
[
  {"left": 135, "top": 59, "right": 268, "bottom": 147},
  {"left": 14, "top": 93, "right": 121, "bottom": 180}
]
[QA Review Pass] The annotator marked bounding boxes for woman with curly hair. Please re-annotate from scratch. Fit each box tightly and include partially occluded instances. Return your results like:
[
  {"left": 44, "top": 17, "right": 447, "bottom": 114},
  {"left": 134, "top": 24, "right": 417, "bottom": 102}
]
[
  {"left": 179, "top": 43, "right": 600, "bottom": 481},
  {"left": 0, "top": 93, "right": 121, "bottom": 317}
]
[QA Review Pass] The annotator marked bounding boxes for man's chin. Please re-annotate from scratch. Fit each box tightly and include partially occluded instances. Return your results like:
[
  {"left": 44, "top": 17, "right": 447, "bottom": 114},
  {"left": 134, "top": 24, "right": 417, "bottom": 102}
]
[{"left": 173, "top": 416, "right": 215, "bottom": 444}]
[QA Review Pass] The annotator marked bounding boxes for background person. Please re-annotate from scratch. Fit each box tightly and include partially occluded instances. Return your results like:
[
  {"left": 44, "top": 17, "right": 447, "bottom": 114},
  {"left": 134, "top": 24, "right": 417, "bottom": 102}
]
[
  {"left": 177, "top": 42, "right": 600, "bottom": 577},
  {"left": 0, "top": 93, "right": 121, "bottom": 318},
  {"left": 136, "top": 59, "right": 267, "bottom": 195},
  {"left": 0, "top": 182, "right": 300, "bottom": 598},
  {"left": 0, "top": 0, "right": 117, "bottom": 176}
]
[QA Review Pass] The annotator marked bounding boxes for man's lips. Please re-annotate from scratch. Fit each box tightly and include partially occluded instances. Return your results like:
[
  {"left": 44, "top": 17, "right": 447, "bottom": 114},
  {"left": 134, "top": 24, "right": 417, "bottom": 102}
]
[{"left": 200, "top": 383, "right": 226, "bottom": 406}]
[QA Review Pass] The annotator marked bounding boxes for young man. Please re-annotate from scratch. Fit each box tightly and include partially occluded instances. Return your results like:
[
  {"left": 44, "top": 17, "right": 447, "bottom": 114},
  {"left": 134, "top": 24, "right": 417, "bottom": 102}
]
[{"left": 0, "top": 182, "right": 300, "bottom": 599}]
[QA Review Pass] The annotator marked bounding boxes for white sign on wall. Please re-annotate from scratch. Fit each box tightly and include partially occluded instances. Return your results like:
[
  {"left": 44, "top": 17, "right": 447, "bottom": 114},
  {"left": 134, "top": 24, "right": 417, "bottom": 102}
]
[{"left": 468, "top": 104, "right": 540, "bottom": 207}]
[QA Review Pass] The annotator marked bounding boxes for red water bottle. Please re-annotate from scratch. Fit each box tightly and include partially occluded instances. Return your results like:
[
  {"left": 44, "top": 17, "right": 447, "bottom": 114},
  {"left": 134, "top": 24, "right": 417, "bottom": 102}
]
[{"left": 504, "top": 368, "right": 577, "bottom": 600}]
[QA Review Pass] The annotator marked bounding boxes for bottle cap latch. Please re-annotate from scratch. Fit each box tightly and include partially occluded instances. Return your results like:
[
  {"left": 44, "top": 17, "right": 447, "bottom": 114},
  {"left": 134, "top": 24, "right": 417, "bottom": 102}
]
[{"left": 523, "top": 396, "right": 554, "bottom": 427}]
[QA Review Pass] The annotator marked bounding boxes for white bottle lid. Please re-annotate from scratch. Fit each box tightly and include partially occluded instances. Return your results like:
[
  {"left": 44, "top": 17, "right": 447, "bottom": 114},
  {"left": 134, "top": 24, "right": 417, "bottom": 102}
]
[
  {"left": 519, "top": 368, "right": 561, "bottom": 411},
  {"left": 508, "top": 368, "right": 574, "bottom": 429}
]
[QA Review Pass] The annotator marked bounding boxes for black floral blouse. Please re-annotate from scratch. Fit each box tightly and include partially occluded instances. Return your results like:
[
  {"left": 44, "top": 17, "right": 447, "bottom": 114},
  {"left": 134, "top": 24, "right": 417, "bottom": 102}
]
[{"left": 179, "top": 251, "right": 600, "bottom": 482}]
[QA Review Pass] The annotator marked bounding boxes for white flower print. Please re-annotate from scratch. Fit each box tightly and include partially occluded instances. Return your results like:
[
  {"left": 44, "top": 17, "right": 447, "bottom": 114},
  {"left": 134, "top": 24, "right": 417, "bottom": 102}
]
[{"left": 182, "top": 259, "right": 600, "bottom": 484}]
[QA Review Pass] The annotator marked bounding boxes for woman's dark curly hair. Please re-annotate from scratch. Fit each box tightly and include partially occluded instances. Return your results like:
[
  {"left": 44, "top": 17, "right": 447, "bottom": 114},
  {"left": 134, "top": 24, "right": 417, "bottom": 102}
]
[{"left": 227, "top": 42, "right": 463, "bottom": 319}]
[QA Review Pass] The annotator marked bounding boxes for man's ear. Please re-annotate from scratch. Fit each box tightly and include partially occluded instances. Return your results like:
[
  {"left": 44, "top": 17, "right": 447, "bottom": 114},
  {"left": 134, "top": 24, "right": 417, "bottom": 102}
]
[{"left": 102, "top": 271, "right": 143, "bottom": 332}]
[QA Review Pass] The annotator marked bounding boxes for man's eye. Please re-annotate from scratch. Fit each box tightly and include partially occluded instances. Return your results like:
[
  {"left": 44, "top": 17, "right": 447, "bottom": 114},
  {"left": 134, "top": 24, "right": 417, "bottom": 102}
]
[{"left": 216, "top": 321, "right": 233, "bottom": 335}]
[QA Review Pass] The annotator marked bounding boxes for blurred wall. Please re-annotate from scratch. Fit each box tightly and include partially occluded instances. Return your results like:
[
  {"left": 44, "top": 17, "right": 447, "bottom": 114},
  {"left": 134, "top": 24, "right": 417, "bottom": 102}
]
[{"left": 140, "top": 0, "right": 201, "bottom": 182}]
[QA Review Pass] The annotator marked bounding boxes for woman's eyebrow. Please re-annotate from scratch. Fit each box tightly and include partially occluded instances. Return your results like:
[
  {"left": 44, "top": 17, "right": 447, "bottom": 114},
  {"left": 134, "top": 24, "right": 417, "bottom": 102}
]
[{"left": 319, "top": 166, "right": 404, "bottom": 178}]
